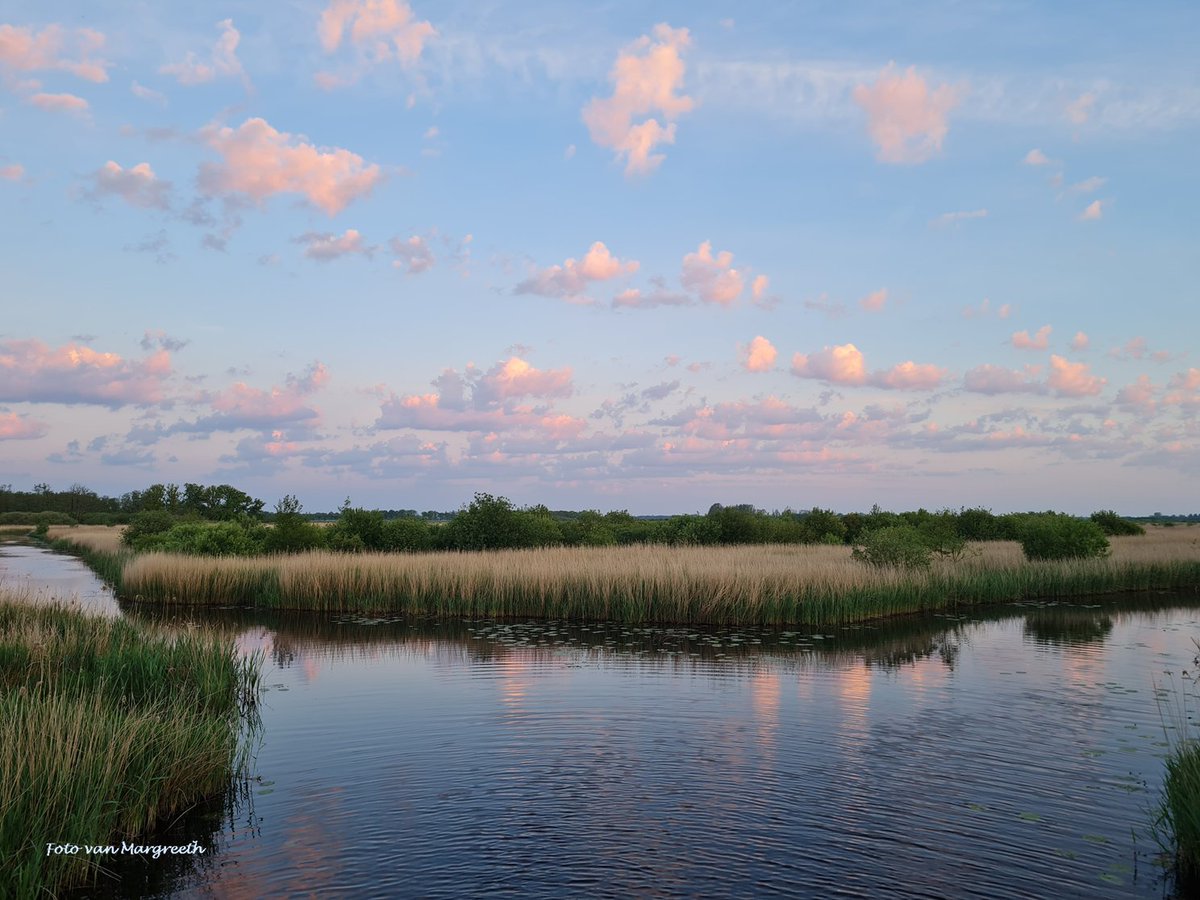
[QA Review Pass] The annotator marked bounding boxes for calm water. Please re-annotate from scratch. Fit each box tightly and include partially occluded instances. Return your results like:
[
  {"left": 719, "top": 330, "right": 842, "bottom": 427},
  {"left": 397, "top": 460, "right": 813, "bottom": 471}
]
[{"left": 3, "top": 544, "right": 1199, "bottom": 898}]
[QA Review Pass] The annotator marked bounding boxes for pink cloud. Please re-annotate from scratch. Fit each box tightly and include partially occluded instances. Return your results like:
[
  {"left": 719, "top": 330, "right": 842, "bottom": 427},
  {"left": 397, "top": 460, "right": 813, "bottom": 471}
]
[
  {"left": 477, "top": 357, "right": 573, "bottom": 402},
  {"left": 872, "top": 361, "right": 947, "bottom": 390},
  {"left": 160, "top": 18, "right": 246, "bottom": 87},
  {"left": 582, "top": 23, "right": 694, "bottom": 175},
  {"left": 28, "top": 92, "right": 88, "bottom": 113},
  {"left": 176, "top": 362, "right": 330, "bottom": 433},
  {"left": 377, "top": 392, "right": 582, "bottom": 437},
  {"left": 0, "top": 24, "right": 109, "bottom": 82},
  {"left": 88, "top": 161, "right": 171, "bottom": 209},
  {"left": 0, "top": 339, "right": 172, "bottom": 407},
  {"left": 963, "top": 363, "right": 1044, "bottom": 394},
  {"left": 740, "top": 336, "right": 777, "bottom": 372},
  {"left": 1066, "top": 91, "right": 1095, "bottom": 125},
  {"left": 1116, "top": 374, "right": 1157, "bottom": 413},
  {"left": 1011, "top": 325, "right": 1051, "bottom": 350},
  {"left": 318, "top": 0, "right": 435, "bottom": 69},
  {"left": 681, "top": 241, "right": 743, "bottom": 306},
  {"left": 0, "top": 163, "right": 23, "bottom": 181},
  {"left": 0, "top": 411, "right": 48, "bottom": 440},
  {"left": 390, "top": 234, "right": 434, "bottom": 273},
  {"left": 791, "top": 343, "right": 867, "bottom": 385},
  {"left": 1165, "top": 368, "right": 1200, "bottom": 407},
  {"left": 1023, "top": 148, "right": 1051, "bottom": 166},
  {"left": 859, "top": 288, "right": 888, "bottom": 312},
  {"left": 516, "top": 242, "right": 638, "bottom": 301},
  {"left": 1070, "top": 331, "right": 1089, "bottom": 351},
  {"left": 295, "top": 228, "right": 372, "bottom": 261},
  {"left": 791, "top": 343, "right": 945, "bottom": 390},
  {"left": 1079, "top": 199, "right": 1103, "bottom": 221},
  {"left": 852, "top": 64, "right": 961, "bottom": 164},
  {"left": 1047, "top": 354, "right": 1105, "bottom": 397},
  {"left": 198, "top": 117, "right": 384, "bottom": 215}
]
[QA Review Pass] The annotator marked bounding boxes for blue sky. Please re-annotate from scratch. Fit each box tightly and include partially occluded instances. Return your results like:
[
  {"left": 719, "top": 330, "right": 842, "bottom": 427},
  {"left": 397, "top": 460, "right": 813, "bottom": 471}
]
[{"left": 1, "top": 1, "right": 1197, "bottom": 514}]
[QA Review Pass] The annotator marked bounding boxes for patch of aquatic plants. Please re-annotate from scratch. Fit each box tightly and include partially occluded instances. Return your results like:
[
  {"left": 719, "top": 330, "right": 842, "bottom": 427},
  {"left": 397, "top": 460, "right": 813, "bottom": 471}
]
[{"left": 0, "top": 595, "right": 260, "bottom": 897}]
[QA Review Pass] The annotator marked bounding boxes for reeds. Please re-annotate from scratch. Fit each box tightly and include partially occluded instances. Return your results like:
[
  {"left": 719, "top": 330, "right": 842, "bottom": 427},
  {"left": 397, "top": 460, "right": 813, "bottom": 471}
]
[
  {"left": 117, "top": 528, "right": 1200, "bottom": 625},
  {"left": 0, "top": 592, "right": 260, "bottom": 896}
]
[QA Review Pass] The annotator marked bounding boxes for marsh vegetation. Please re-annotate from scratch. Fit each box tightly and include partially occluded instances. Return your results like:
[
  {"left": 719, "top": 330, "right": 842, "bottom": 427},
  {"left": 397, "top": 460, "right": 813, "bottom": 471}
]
[{"left": 0, "top": 592, "right": 260, "bottom": 896}]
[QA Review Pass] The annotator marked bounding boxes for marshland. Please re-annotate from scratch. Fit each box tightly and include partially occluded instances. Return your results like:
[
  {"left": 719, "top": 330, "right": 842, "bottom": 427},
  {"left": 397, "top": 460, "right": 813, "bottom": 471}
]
[
  {"left": 3, "top": 539, "right": 1199, "bottom": 897},
  {"left": 4, "top": 483, "right": 1200, "bottom": 896}
]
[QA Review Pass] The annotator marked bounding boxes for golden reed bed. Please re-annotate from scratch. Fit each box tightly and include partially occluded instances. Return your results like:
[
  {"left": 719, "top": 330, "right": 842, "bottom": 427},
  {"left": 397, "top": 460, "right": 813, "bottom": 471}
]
[{"left": 98, "top": 526, "right": 1200, "bottom": 625}]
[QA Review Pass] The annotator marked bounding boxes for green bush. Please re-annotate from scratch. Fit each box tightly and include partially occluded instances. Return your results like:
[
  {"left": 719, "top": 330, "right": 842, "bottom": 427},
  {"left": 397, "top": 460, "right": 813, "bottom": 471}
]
[
  {"left": 265, "top": 495, "right": 326, "bottom": 554},
  {"left": 1090, "top": 509, "right": 1146, "bottom": 536},
  {"left": 152, "top": 520, "right": 267, "bottom": 556},
  {"left": 1018, "top": 514, "right": 1110, "bottom": 561},
  {"left": 122, "top": 510, "right": 182, "bottom": 548},
  {"left": 851, "top": 525, "right": 934, "bottom": 570},
  {"left": 380, "top": 517, "right": 434, "bottom": 552},
  {"left": 327, "top": 502, "right": 387, "bottom": 552}
]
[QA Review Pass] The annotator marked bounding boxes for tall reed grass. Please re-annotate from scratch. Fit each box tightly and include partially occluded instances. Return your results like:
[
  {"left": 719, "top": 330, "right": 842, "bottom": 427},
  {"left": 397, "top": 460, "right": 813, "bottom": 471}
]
[
  {"left": 1158, "top": 639, "right": 1200, "bottom": 891},
  {"left": 0, "top": 592, "right": 260, "bottom": 896},
  {"left": 117, "top": 528, "right": 1200, "bottom": 625}
]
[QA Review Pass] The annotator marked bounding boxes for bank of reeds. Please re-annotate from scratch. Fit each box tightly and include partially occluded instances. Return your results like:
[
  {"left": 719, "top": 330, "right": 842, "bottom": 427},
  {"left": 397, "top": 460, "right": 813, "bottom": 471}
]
[
  {"left": 0, "top": 593, "right": 260, "bottom": 896},
  {"left": 116, "top": 529, "right": 1200, "bottom": 625},
  {"left": 1158, "top": 639, "right": 1200, "bottom": 890}
]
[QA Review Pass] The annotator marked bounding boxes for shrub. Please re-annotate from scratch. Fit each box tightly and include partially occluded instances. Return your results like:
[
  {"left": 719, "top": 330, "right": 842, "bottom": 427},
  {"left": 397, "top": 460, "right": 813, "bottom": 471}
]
[
  {"left": 851, "top": 525, "right": 934, "bottom": 570},
  {"left": 152, "top": 520, "right": 267, "bottom": 556},
  {"left": 443, "top": 493, "right": 529, "bottom": 551},
  {"left": 1018, "top": 514, "right": 1110, "bottom": 561},
  {"left": 380, "top": 517, "right": 434, "bottom": 552},
  {"left": 1090, "top": 509, "right": 1146, "bottom": 537},
  {"left": 122, "top": 510, "right": 182, "bottom": 548},
  {"left": 327, "top": 501, "right": 387, "bottom": 552},
  {"left": 265, "top": 495, "right": 326, "bottom": 554}
]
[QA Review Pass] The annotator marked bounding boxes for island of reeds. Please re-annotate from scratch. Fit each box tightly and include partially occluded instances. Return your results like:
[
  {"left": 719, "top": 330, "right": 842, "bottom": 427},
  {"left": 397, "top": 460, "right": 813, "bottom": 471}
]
[
  {"left": 1, "top": 480, "right": 1191, "bottom": 626},
  {"left": 0, "top": 593, "right": 260, "bottom": 897}
]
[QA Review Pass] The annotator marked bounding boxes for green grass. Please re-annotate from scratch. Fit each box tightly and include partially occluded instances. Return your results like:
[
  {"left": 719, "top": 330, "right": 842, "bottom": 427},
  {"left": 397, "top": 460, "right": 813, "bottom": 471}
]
[
  {"left": 0, "top": 597, "right": 260, "bottom": 896},
  {"left": 1158, "top": 640, "right": 1200, "bottom": 891}
]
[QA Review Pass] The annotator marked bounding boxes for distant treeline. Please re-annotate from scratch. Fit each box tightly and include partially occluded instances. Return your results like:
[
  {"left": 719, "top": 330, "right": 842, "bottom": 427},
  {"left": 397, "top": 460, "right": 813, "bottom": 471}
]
[
  {"left": 0, "top": 482, "right": 261, "bottom": 524},
  {"left": 95, "top": 489, "right": 1152, "bottom": 557}
]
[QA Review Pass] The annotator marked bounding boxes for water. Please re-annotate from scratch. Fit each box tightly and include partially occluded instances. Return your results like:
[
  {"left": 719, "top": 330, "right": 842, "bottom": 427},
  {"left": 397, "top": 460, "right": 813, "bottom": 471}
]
[{"left": 3, "top": 546, "right": 1198, "bottom": 898}]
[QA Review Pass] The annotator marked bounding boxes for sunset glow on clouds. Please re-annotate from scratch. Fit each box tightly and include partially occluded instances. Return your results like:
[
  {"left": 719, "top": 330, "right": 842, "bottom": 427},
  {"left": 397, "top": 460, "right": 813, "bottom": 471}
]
[{"left": 1, "top": 2, "right": 1196, "bottom": 513}]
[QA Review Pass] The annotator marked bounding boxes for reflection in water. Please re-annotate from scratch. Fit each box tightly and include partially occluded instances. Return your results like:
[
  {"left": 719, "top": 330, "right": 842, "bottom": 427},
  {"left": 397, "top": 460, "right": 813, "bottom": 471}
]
[
  {"left": 1024, "top": 604, "right": 1115, "bottom": 646},
  {"left": 4, "top": 545, "right": 1199, "bottom": 898}
]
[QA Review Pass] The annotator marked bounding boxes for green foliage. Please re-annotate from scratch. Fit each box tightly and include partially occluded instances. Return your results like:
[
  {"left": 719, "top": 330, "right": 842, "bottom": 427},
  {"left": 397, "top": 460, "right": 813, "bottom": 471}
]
[
  {"left": 121, "top": 510, "right": 181, "bottom": 548},
  {"left": 0, "top": 511, "right": 78, "bottom": 526},
  {"left": 918, "top": 512, "right": 968, "bottom": 561},
  {"left": 380, "top": 516, "right": 435, "bottom": 552},
  {"left": 327, "top": 500, "right": 386, "bottom": 552},
  {"left": 651, "top": 514, "right": 722, "bottom": 546},
  {"left": 707, "top": 504, "right": 769, "bottom": 544},
  {"left": 1018, "top": 514, "right": 1110, "bottom": 561},
  {"left": 444, "top": 493, "right": 531, "bottom": 551},
  {"left": 32, "top": 522, "right": 48, "bottom": 537},
  {"left": 149, "top": 520, "right": 267, "bottom": 556},
  {"left": 264, "top": 495, "right": 326, "bottom": 554},
  {"left": 956, "top": 507, "right": 1003, "bottom": 541},
  {"left": 797, "top": 507, "right": 847, "bottom": 544},
  {"left": 851, "top": 525, "right": 935, "bottom": 570},
  {"left": 1090, "top": 509, "right": 1146, "bottom": 536}
]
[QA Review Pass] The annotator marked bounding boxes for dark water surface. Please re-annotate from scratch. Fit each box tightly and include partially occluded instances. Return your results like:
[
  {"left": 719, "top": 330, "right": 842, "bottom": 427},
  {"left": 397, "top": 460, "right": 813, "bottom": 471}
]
[{"left": 4, "top": 546, "right": 1198, "bottom": 898}]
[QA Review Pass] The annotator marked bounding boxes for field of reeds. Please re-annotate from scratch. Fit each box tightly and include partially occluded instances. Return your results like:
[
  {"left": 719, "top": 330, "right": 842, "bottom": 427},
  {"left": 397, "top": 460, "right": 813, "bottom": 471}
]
[
  {"left": 98, "top": 526, "right": 1200, "bottom": 625},
  {"left": 0, "top": 591, "right": 260, "bottom": 896}
]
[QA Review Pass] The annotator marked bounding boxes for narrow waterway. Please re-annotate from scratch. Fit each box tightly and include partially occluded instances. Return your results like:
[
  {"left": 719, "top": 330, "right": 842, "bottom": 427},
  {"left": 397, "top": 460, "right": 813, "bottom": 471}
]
[{"left": 3, "top": 544, "right": 1197, "bottom": 898}]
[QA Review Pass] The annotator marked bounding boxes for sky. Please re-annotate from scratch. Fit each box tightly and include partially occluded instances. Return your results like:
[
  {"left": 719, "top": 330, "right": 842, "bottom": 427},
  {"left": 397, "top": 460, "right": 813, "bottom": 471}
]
[{"left": 1, "top": 1, "right": 1197, "bottom": 515}]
